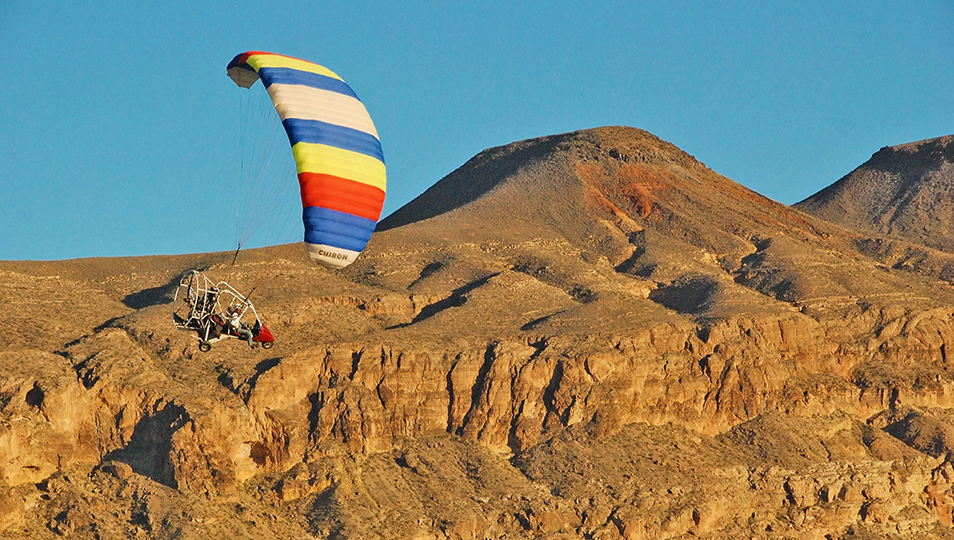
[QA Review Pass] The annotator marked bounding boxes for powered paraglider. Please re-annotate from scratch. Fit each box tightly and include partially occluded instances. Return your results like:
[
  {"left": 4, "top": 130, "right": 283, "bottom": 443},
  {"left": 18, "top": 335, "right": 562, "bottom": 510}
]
[{"left": 172, "top": 270, "right": 274, "bottom": 352}]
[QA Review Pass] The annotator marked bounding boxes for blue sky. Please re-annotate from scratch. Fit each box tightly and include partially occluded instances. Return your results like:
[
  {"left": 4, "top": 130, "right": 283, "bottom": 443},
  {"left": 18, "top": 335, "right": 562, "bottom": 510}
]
[{"left": 1, "top": 2, "right": 952, "bottom": 261}]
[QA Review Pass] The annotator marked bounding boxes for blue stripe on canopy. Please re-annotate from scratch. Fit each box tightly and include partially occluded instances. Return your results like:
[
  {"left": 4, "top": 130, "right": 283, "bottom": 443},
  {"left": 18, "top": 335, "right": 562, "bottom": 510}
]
[
  {"left": 226, "top": 53, "right": 248, "bottom": 71},
  {"left": 257, "top": 67, "right": 358, "bottom": 98},
  {"left": 283, "top": 119, "right": 385, "bottom": 163},
  {"left": 303, "top": 206, "right": 376, "bottom": 252}
]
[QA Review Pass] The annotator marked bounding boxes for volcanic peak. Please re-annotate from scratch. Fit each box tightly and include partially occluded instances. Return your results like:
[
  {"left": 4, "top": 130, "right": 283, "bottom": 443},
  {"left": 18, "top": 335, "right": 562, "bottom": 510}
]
[{"left": 377, "top": 126, "right": 711, "bottom": 229}]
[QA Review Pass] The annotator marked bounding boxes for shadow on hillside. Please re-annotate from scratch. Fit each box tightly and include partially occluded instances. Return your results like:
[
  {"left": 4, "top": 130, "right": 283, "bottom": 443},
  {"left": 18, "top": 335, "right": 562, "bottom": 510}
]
[
  {"left": 648, "top": 276, "right": 719, "bottom": 315},
  {"left": 388, "top": 273, "right": 499, "bottom": 329},
  {"left": 122, "top": 276, "right": 183, "bottom": 309},
  {"left": 104, "top": 402, "right": 189, "bottom": 489}
]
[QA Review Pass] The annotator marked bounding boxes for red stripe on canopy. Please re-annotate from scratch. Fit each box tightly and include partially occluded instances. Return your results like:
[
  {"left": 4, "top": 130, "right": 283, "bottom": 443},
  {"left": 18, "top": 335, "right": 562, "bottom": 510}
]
[{"left": 298, "top": 172, "right": 386, "bottom": 221}]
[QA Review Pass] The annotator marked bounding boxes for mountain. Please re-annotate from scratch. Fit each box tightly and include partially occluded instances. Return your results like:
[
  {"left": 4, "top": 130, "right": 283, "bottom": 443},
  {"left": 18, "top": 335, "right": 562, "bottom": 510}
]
[
  {"left": 796, "top": 135, "right": 954, "bottom": 250},
  {"left": 5, "top": 127, "right": 954, "bottom": 538},
  {"left": 795, "top": 135, "right": 954, "bottom": 285}
]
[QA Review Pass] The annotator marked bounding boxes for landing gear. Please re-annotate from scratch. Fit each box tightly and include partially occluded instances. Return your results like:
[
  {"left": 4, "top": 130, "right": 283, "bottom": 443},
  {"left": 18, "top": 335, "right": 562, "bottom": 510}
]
[{"left": 199, "top": 341, "right": 212, "bottom": 353}]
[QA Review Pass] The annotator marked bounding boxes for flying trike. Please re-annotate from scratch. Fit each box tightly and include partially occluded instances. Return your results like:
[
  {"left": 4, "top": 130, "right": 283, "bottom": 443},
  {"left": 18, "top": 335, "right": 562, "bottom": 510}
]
[{"left": 172, "top": 270, "right": 274, "bottom": 352}]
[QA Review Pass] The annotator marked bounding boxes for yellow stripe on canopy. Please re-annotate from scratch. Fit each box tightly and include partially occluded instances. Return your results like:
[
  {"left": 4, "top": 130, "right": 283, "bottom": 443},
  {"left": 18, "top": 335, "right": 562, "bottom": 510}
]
[
  {"left": 244, "top": 53, "right": 344, "bottom": 81},
  {"left": 292, "top": 143, "right": 387, "bottom": 192}
]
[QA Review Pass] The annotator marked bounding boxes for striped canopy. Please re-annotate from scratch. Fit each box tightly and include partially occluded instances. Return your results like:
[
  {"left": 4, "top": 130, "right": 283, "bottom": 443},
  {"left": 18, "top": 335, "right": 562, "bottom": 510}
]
[{"left": 227, "top": 51, "right": 386, "bottom": 269}]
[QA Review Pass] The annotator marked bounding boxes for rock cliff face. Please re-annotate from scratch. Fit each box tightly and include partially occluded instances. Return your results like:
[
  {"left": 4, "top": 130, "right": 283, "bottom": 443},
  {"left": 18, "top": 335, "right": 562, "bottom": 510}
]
[{"left": 5, "top": 127, "right": 954, "bottom": 538}]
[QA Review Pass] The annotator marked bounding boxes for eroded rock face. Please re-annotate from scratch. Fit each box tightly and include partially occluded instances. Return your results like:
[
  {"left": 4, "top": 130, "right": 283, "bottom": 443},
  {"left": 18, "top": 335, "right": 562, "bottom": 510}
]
[
  {"left": 7, "top": 127, "right": 954, "bottom": 538},
  {"left": 10, "top": 309, "right": 954, "bottom": 540},
  {"left": 0, "top": 350, "right": 99, "bottom": 486}
]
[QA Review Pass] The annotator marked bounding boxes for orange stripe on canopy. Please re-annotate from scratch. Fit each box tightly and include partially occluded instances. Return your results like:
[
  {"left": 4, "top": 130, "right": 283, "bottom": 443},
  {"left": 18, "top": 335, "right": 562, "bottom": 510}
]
[{"left": 298, "top": 172, "right": 386, "bottom": 221}]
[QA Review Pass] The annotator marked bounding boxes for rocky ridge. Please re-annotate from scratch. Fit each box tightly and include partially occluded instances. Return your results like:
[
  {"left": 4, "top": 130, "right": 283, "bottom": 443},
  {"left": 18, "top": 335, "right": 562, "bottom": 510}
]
[
  {"left": 4, "top": 127, "right": 954, "bottom": 538},
  {"left": 796, "top": 135, "right": 954, "bottom": 284},
  {"left": 796, "top": 135, "right": 954, "bottom": 249}
]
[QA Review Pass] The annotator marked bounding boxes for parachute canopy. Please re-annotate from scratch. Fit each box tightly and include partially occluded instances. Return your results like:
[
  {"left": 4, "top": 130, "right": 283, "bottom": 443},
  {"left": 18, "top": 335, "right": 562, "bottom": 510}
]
[{"left": 227, "top": 51, "right": 386, "bottom": 269}]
